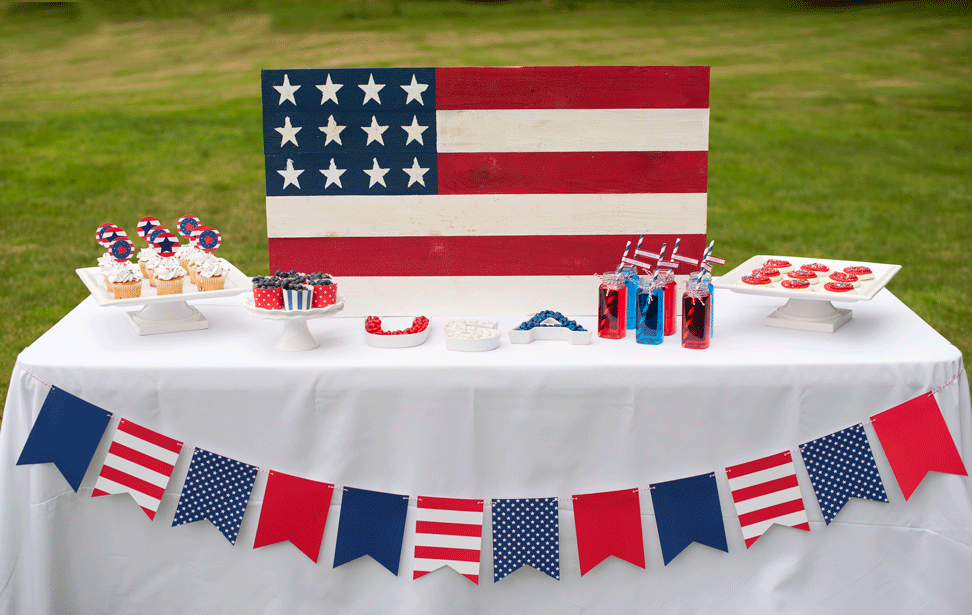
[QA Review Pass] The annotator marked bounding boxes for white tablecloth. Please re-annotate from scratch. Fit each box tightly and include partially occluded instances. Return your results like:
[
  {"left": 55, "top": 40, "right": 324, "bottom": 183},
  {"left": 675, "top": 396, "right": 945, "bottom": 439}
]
[{"left": 1, "top": 289, "right": 970, "bottom": 614}]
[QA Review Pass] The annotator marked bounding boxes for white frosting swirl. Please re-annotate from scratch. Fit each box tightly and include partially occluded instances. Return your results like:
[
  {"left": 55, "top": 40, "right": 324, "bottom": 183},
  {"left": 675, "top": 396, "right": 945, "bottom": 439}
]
[
  {"left": 153, "top": 257, "right": 186, "bottom": 281},
  {"left": 137, "top": 247, "right": 158, "bottom": 262},
  {"left": 175, "top": 245, "right": 193, "bottom": 260},
  {"left": 197, "top": 256, "right": 230, "bottom": 279},
  {"left": 97, "top": 253, "right": 118, "bottom": 273},
  {"left": 107, "top": 264, "right": 142, "bottom": 284}
]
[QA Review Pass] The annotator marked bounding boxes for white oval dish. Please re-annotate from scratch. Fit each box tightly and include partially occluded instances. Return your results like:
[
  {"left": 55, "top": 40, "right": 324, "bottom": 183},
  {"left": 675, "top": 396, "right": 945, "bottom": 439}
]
[{"left": 365, "top": 327, "right": 431, "bottom": 348}]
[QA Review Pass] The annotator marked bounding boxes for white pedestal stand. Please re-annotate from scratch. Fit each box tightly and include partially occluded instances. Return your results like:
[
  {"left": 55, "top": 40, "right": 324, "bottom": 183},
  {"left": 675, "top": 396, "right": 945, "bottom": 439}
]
[
  {"left": 126, "top": 301, "right": 209, "bottom": 336},
  {"left": 765, "top": 298, "right": 852, "bottom": 333},
  {"left": 242, "top": 295, "right": 345, "bottom": 352},
  {"left": 275, "top": 319, "right": 320, "bottom": 352}
]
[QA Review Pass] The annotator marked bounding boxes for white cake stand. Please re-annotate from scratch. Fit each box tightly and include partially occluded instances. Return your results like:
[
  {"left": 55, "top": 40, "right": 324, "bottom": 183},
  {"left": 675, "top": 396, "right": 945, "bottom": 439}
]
[{"left": 242, "top": 295, "right": 345, "bottom": 351}]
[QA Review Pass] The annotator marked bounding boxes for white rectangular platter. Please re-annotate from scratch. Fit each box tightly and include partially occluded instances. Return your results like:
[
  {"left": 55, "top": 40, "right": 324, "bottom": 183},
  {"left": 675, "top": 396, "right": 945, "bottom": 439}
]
[
  {"left": 713, "top": 255, "right": 901, "bottom": 303},
  {"left": 76, "top": 264, "right": 250, "bottom": 308}
]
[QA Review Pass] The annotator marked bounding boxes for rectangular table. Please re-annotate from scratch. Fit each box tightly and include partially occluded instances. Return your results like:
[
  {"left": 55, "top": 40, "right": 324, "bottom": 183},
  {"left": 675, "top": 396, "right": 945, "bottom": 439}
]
[{"left": 1, "top": 289, "right": 970, "bottom": 614}]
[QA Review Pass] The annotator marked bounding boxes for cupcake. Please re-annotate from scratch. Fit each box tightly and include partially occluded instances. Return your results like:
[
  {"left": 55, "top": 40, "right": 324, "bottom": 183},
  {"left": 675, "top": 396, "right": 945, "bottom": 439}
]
[
  {"left": 281, "top": 279, "right": 313, "bottom": 310},
  {"left": 108, "top": 265, "right": 143, "bottom": 299},
  {"left": 175, "top": 243, "right": 194, "bottom": 271},
  {"left": 196, "top": 257, "right": 230, "bottom": 291},
  {"left": 137, "top": 246, "right": 159, "bottom": 279},
  {"left": 153, "top": 257, "right": 187, "bottom": 295},
  {"left": 187, "top": 249, "right": 210, "bottom": 285},
  {"left": 307, "top": 272, "right": 337, "bottom": 307},
  {"left": 98, "top": 253, "right": 119, "bottom": 292},
  {"left": 252, "top": 275, "right": 284, "bottom": 309}
]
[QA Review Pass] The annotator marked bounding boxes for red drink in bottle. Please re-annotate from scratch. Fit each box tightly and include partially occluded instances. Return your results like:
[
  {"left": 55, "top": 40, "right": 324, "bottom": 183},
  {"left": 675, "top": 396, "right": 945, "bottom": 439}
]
[
  {"left": 656, "top": 268, "right": 677, "bottom": 336},
  {"left": 598, "top": 272, "right": 626, "bottom": 339},
  {"left": 681, "top": 277, "right": 711, "bottom": 349}
]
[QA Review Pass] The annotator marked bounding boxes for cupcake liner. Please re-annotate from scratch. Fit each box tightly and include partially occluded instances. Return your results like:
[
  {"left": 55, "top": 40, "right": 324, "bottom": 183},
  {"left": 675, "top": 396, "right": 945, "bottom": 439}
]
[
  {"left": 311, "top": 283, "right": 337, "bottom": 308},
  {"left": 282, "top": 287, "right": 313, "bottom": 310},
  {"left": 112, "top": 280, "right": 143, "bottom": 299},
  {"left": 253, "top": 287, "right": 284, "bottom": 310},
  {"left": 197, "top": 274, "right": 226, "bottom": 292},
  {"left": 155, "top": 276, "right": 185, "bottom": 295}
]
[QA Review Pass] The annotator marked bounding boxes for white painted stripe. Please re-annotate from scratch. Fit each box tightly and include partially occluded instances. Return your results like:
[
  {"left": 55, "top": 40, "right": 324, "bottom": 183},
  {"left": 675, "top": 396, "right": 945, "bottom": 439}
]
[
  {"left": 334, "top": 275, "right": 604, "bottom": 317},
  {"left": 112, "top": 429, "right": 180, "bottom": 467},
  {"left": 101, "top": 453, "right": 171, "bottom": 488},
  {"left": 413, "top": 532, "right": 483, "bottom": 551},
  {"left": 92, "top": 476, "right": 162, "bottom": 512},
  {"left": 414, "top": 507, "right": 484, "bottom": 526},
  {"left": 740, "top": 510, "right": 810, "bottom": 540},
  {"left": 727, "top": 463, "right": 794, "bottom": 491},
  {"left": 436, "top": 109, "right": 710, "bottom": 152},
  {"left": 732, "top": 486, "right": 804, "bottom": 516},
  {"left": 413, "top": 558, "right": 481, "bottom": 576},
  {"left": 266, "top": 193, "right": 707, "bottom": 238}
]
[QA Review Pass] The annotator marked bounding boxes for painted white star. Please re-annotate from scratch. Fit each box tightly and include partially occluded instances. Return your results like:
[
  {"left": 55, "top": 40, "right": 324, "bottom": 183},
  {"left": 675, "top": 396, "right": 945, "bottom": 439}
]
[
  {"left": 277, "top": 158, "right": 304, "bottom": 189},
  {"left": 318, "top": 115, "right": 345, "bottom": 146},
  {"left": 403, "top": 157, "right": 429, "bottom": 187},
  {"left": 273, "top": 74, "right": 300, "bottom": 106},
  {"left": 363, "top": 158, "right": 390, "bottom": 188},
  {"left": 315, "top": 74, "right": 343, "bottom": 104},
  {"left": 401, "top": 74, "right": 429, "bottom": 105},
  {"left": 320, "top": 158, "right": 346, "bottom": 189},
  {"left": 359, "top": 73, "right": 385, "bottom": 105},
  {"left": 274, "top": 116, "right": 302, "bottom": 147},
  {"left": 401, "top": 115, "right": 428, "bottom": 145},
  {"left": 362, "top": 115, "right": 389, "bottom": 146}
]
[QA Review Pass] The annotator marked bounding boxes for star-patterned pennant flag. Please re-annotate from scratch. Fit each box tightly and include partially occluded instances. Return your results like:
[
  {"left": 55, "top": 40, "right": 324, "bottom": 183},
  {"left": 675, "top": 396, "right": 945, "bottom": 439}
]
[
  {"left": 413, "top": 496, "right": 484, "bottom": 584},
  {"left": 650, "top": 473, "right": 728, "bottom": 565},
  {"left": 572, "top": 488, "right": 645, "bottom": 576},
  {"left": 92, "top": 418, "right": 183, "bottom": 520},
  {"left": 17, "top": 386, "right": 112, "bottom": 492},
  {"left": 870, "top": 393, "right": 968, "bottom": 501},
  {"left": 260, "top": 66, "right": 709, "bottom": 315},
  {"left": 172, "top": 448, "right": 258, "bottom": 545},
  {"left": 253, "top": 471, "right": 334, "bottom": 562},
  {"left": 725, "top": 451, "right": 810, "bottom": 548},
  {"left": 333, "top": 487, "right": 409, "bottom": 575},
  {"left": 799, "top": 424, "right": 888, "bottom": 524},
  {"left": 491, "top": 497, "right": 560, "bottom": 582}
]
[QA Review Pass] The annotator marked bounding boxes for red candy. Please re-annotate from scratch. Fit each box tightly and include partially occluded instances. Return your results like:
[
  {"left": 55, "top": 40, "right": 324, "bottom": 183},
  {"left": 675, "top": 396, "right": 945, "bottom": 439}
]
[{"left": 365, "top": 316, "right": 429, "bottom": 336}]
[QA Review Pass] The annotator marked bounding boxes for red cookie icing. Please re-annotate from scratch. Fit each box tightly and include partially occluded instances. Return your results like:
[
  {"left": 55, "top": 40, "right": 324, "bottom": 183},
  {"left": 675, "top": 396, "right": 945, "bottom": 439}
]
[
  {"left": 742, "top": 275, "right": 772, "bottom": 285},
  {"left": 755, "top": 267, "right": 780, "bottom": 277},
  {"left": 802, "top": 262, "right": 830, "bottom": 273},
  {"left": 781, "top": 279, "right": 810, "bottom": 289},
  {"left": 844, "top": 266, "right": 873, "bottom": 276},
  {"left": 824, "top": 282, "right": 855, "bottom": 293},
  {"left": 830, "top": 271, "right": 859, "bottom": 284},
  {"left": 788, "top": 270, "right": 817, "bottom": 280},
  {"left": 764, "top": 259, "right": 791, "bottom": 269}
]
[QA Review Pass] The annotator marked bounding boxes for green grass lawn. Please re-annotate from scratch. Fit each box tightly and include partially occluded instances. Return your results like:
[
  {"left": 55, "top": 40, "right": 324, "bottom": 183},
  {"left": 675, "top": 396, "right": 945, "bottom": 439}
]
[{"left": 1, "top": 0, "right": 970, "bottom": 414}]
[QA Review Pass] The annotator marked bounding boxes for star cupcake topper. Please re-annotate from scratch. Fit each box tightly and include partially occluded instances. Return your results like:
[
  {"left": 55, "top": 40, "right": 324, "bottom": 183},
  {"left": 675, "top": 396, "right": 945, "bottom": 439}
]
[
  {"left": 109, "top": 238, "right": 134, "bottom": 262},
  {"left": 178, "top": 215, "right": 201, "bottom": 239},
  {"left": 137, "top": 216, "right": 161, "bottom": 241},
  {"left": 194, "top": 226, "right": 221, "bottom": 252},
  {"left": 153, "top": 232, "right": 180, "bottom": 258}
]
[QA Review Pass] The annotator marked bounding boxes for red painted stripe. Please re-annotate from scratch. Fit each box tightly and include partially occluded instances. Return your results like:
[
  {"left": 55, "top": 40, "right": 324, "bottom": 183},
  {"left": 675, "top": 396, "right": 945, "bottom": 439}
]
[
  {"left": 744, "top": 536, "right": 759, "bottom": 549},
  {"left": 438, "top": 151, "right": 707, "bottom": 195},
  {"left": 727, "top": 451, "right": 792, "bottom": 478},
  {"left": 418, "top": 496, "right": 484, "bottom": 512},
  {"left": 793, "top": 522, "right": 811, "bottom": 533},
  {"left": 737, "top": 498, "right": 806, "bottom": 527},
  {"left": 463, "top": 574, "right": 479, "bottom": 585},
  {"left": 98, "top": 465, "right": 166, "bottom": 501},
  {"left": 92, "top": 488, "right": 109, "bottom": 498},
  {"left": 108, "top": 441, "right": 175, "bottom": 478},
  {"left": 413, "top": 571, "right": 428, "bottom": 580},
  {"left": 731, "top": 474, "right": 799, "bottom": 504},
  {"left": 140, "top": 506, "right": 157, "bottom": 521},
  {"left": 436, "top": 66, "right": 709, "bottom": 109},
  {"left": 416, "top": 521, "right": 483, "bottom": 538},
  {"left": 119, "top": 419, "right": 183, "bottom": 454},
  {"left": 268, "top": 234, "right": 707, "bottom": 277},
  {"left": 414, "top": 546, "right": 481, "bottom": 563}
]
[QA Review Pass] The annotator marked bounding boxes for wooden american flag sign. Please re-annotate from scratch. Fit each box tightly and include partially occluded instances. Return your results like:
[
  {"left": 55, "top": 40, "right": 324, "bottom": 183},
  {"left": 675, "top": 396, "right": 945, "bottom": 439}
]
[{"left": 261, "top": 66, "right": 709, "bottom": 315}]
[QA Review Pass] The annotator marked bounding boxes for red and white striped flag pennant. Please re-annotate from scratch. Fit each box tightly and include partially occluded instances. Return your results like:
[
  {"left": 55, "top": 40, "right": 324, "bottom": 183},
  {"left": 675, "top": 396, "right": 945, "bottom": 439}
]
[
  {"left": 413, "top": 496, "right": 484, "bottom": 584},
  {"left": 725, "top": 451, "right": 810, "bottom": 548},
  {"left": 92, "top": 419, "right": 183, "bottom": 520}
]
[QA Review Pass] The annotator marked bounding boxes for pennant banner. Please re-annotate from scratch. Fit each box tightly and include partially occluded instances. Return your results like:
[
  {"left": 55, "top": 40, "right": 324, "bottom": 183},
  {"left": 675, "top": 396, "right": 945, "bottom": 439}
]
[
  {"left": 572, "top": 488, "right": 645, "bottom": 576},
  {"left": 333, "top": 487, "right": 409, "bottom": 575},
  {"left": 870, "top": 393, "right": 968, "bottom": 500},
  {"left": 650, "top": 473, "right": 728, "bottom": 565},
  {"left": 800, "top": 424, "right": 888, "bottom": 524},
  {"left": 172, "top": 448, "right": 258, "bottom": 545},
  {"left": 726, "top": 451, "right": 810, "bottom": 548},
  {"left": 413, "top": 496, "right": 484, "bottom": 584},
  {"left": 17, "top": 386, "right": 112, "bottom": 492},
  {"left": 492, "top": 497, "right": 560, "bottom": 582},
  {"left": 92, "top": 418, "right": 183, "bottom": 520},
  {"left": 253, "top": 471, "right": 334, "bottom": 562}
]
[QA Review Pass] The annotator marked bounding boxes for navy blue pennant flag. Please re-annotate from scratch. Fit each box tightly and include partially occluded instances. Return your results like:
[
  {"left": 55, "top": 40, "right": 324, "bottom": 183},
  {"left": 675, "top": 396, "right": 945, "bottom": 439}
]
[
  {"left": 172, "top": 448, "right": 258, "bottom": 545},
  {"left": 491, "top": 497, "right": 560, "bottom": 582},
  {"left": 333, "top": 487, "right": 409, "bottom": 575},
  {"left": 17, "top": 386, "right": 112, "bottom": 492},
  {"left": 800, "top": 424, "right": 889, "bottom": 524},
  {"left": 650, "top": 473, "right": 728, "bottom": 565}
]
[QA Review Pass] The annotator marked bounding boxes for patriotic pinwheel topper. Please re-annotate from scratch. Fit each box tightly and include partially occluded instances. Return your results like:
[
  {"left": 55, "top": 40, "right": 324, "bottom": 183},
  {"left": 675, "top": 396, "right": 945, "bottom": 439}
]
[
  {"left": 153, "top": 232, "right": 180, "bottom": 258},
  {"left": 109, "top": 238, "right": 134, "bottom": 262},
  {"left": 100, "top": 226, "right": 128, "bottom": 247},
  {"left": 137, "top": 216, "right": 161, "bottom": 240},
  {"left": 178, "top": 215, "right": 201, "bottom": 238},
  {"left": 195, "top": 226, "right": 221, "bottom": 252},
  {"left": 96, "top": 223, "right": 114, "bottom": 246}
]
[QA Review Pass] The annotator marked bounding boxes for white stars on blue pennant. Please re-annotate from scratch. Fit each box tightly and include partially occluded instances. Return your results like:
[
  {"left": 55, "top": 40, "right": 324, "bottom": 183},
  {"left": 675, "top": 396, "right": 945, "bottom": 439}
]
[
  {"left": 800, "top": 424, "right": 889, "bottom": 524},
  {"left": 262, "top": 68, "right": 437, "bottom": 196},
  {"left": 491, "top": 497, "right": 560, "bottom": 582},
  {"left": 172, "top": 448, "right": 258, "bottom": 545}
]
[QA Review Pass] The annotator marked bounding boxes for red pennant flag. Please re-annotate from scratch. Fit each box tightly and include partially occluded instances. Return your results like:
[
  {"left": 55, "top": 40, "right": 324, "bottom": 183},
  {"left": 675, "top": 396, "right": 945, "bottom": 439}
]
[
  {"left": 572, "top": 488, "right": 645, "bottom": 576},
  {"left": 253, "top": 471, "right": 334, "bottom": 562},
  {"left": 870, "top": 393, "right": 968, "bottom": 501}
]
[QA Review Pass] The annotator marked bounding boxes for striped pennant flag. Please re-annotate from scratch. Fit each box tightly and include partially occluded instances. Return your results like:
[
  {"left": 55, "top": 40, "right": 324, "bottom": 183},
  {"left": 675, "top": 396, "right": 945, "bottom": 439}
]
[
  {"left": 413, "top": 496, "right": 484, "bottom": 584},
  {"left": 725, "top": 451, "right": 810, "bottom": 548},
  {"left": 92, "top": 419, "right": 182, "bottom": 520},
  {"left": 261, "top": 66, "right": 709, "bottom": 315}
]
